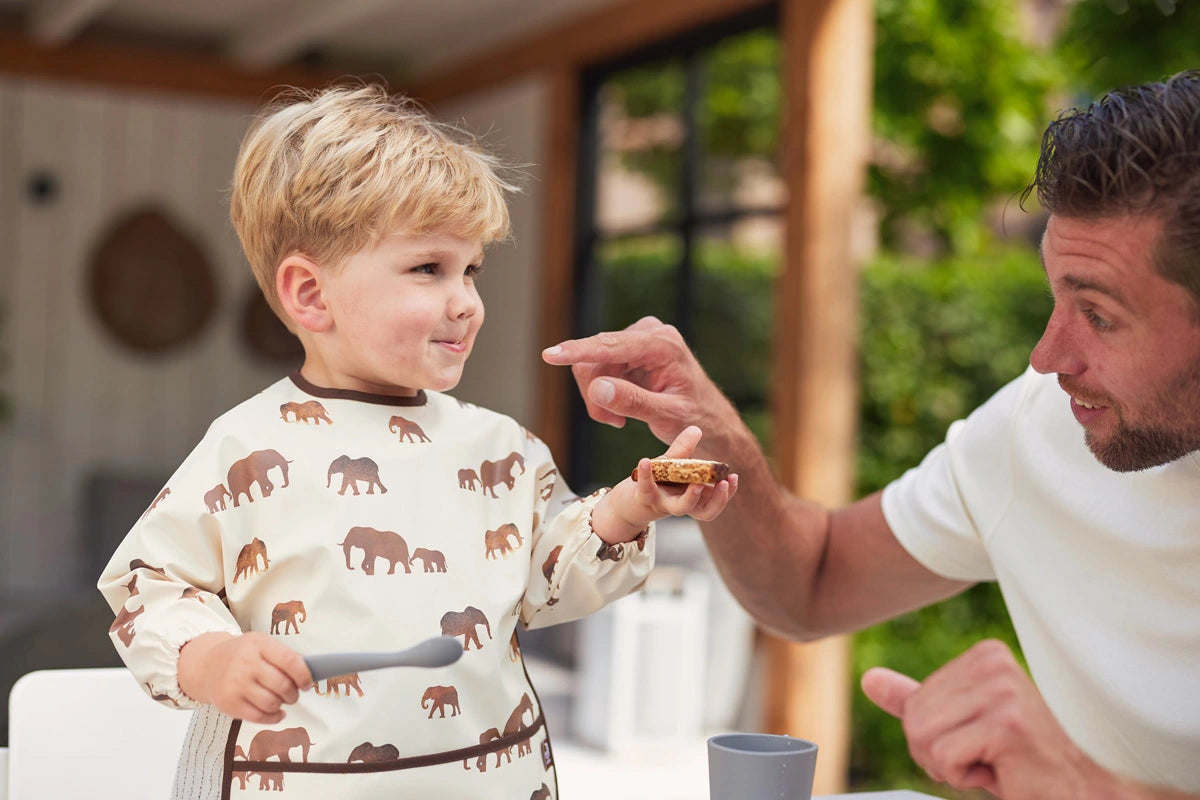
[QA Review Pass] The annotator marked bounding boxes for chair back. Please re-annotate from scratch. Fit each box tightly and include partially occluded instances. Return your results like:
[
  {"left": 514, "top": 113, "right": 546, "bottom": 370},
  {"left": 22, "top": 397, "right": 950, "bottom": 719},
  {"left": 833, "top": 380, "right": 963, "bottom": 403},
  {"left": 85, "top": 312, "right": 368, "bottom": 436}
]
[{"left": 6, "top": 668, "right": 191, "bottom": 799}]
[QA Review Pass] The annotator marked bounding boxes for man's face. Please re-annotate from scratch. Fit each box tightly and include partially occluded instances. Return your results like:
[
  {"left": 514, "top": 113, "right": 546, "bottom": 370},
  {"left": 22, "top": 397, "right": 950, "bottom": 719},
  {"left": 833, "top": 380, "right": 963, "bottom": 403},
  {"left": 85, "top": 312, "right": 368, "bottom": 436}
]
[{"left": 1030, "top": 214, "right": 1200, "bottom": 471}]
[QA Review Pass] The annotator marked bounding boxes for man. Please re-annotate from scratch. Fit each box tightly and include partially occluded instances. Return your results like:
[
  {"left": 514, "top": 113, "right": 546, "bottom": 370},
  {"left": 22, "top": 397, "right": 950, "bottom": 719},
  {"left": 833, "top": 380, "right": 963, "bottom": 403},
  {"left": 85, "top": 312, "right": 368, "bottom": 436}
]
[{"left": 543, "top": 71, "right": 1200, "bottom": 799}]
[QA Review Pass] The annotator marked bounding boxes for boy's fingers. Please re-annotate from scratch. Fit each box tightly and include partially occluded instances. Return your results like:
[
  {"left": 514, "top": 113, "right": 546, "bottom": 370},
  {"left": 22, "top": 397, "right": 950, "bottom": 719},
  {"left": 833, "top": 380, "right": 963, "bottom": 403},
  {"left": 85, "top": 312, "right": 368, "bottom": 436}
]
[{"left": 861, "top": 666, "right": 922, "bottom": 719}]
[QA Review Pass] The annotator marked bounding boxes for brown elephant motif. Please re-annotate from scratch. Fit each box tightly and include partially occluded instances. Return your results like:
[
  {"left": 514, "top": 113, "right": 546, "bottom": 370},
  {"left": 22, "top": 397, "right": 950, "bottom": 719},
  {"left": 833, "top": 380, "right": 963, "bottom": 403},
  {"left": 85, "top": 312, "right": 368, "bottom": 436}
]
[
  {"left": 203, "top": 483, "right": 230, "bottom": 513},
  {"left": 314, "top": 673, "right": 363, "bottom": 697},
  {"left": 440, "top": 605, "right": 492, "bottom": 650},
  {"left": 503, "top": 693, "right": 536, "bottom": 758},
  {"left": 458, "top": 468, "right": 480, "bottom": 491},
  {"left": 463, "top": 727, "right": 504, "bottom": 771},
  {"left": 596, "top": 540, "right": 624, "bottom": 562},
  {"left": 145, "top": 682, "right": 179, "bottom": 707},
  {"left": 270, "top": 600, "right": 306, "bottom": 635},
  {"left": 248, "top": 726, "right": 314, "bottom": 763},
  {"left": 531, "top": 784, "right": 552, "bottom": 800},
  {"left": 339, "top": 526, "right": 411, "bottom": 575},
  {"left": 280, "top": 400, "right": 331, "bottom": 424},
  {"left": 536, "top": 465, "right": 557, "bottom": 502},
  {"left": 234, "top": 538, "right": 270, "bottom": 582},
  {"left": 542, "top": 546, "right": 562, "bottom": 583},
  {"left": 509, "top": 631, "right": 521, "bottom": 662},
  {"left": 124, "top": 575, "right": 139, "bottom": 597},
  {"left": 231, "top": 746, "right": 249, "bottom": 790},
  {"left": 327, "top": 455, "right": 387, "bottom": 496},
  {"left": 129, "top": 559, "right": 167, "bottom": 577},
  {"left": 110, "top": 603, "right": 143, "bottom": 646},
  {"left": 388, "top": 415, "right": 431, "bottom": 443},
  {"left": 180, "top": 586, "right": 205, "bottom": 602},
  {"left": 421, "top": 684, "right": 461, "bottom": 718},
  {"left": 141, "top": 487, "right": 170, "bottom": 519},
  {"left": 250, "top": 771, "right": 284, "bottom": 791},
  {"left": 347, "top": 741, "right": 398, "bottom": 763},
  {"left": 484, "top": 523, "right": 523, "bottom": 559},
  {"left": 227, "top": 449, "right": 291, "bottom": 507},
  {"left": 409, "top": 547, "right": 447, "bottom": 573},
  {"left": 478, "top": 452, "right": 525, "bottom": 498}
]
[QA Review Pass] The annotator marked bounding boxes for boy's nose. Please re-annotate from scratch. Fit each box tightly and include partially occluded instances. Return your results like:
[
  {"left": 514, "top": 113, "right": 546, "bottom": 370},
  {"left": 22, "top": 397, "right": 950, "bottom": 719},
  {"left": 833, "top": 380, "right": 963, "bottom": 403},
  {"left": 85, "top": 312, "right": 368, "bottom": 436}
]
[{"left": 449, "top": 285, "right": 481, "bottom": 319}]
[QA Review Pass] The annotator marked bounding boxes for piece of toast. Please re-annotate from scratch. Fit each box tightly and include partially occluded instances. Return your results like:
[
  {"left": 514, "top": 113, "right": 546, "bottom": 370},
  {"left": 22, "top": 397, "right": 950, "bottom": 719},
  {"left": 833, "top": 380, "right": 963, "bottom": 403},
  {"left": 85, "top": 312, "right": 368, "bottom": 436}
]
[{"left": 631, "top": 458, "right": 731, "bottom": 485}]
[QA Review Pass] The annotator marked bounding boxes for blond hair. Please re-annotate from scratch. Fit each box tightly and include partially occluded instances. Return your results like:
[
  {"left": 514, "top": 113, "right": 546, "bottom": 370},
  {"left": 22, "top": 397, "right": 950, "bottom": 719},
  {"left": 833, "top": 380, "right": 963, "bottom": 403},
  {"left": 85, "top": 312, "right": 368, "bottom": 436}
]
[{"left": 230, "top": 82, "right": 515, "bottom": 322}]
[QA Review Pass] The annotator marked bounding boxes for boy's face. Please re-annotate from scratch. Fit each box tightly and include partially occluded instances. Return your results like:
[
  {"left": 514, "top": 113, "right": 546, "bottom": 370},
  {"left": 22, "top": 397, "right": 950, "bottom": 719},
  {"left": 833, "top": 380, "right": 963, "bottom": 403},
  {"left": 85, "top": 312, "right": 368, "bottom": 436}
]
[{"left": 303, "top": 232, "right": 485, "bottom": 396}]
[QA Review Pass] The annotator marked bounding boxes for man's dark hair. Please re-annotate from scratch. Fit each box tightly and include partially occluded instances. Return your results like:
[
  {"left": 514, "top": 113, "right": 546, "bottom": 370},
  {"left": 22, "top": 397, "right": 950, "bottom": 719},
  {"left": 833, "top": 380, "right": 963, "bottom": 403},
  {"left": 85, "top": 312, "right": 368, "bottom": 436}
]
[{"left": 1024, "top": 70, "right": 1200, "bottom": 311}]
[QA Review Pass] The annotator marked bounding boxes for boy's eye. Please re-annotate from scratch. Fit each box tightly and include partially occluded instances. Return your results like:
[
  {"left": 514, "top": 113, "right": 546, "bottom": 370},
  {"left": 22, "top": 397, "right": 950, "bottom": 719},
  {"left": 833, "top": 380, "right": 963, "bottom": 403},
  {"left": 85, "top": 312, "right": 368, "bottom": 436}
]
[
  {"left": 466, "top": 264, "right": 484, "bottom": 279},
  {"left": 414, "top": 263, "right": 437, "bottom": 274}
]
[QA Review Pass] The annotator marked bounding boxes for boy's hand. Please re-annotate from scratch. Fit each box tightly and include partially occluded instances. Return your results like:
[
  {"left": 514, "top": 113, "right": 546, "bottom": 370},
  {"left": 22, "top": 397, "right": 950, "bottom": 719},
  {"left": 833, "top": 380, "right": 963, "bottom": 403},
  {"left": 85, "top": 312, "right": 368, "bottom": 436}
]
[
  {"left": 178, "top": 631, "right": 312, "bottom": 724},
  {"left": 591, "top": 425, "right": 739, "bottom": 543}
]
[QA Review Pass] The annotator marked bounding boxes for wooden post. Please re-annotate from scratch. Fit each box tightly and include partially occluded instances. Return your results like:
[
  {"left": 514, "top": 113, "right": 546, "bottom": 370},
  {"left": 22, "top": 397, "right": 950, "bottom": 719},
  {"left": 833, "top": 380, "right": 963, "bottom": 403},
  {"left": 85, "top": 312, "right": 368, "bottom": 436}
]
[{"left": 766, "top": 0, "right": 873, "bottom": 794}]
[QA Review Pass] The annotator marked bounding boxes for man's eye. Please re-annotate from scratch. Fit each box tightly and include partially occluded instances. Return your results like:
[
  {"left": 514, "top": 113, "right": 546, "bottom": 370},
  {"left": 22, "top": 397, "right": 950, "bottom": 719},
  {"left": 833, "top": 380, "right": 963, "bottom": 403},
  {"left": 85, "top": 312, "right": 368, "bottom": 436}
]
[{"left": 1083, "top": 308, "right": 1112, "bottom": 330}]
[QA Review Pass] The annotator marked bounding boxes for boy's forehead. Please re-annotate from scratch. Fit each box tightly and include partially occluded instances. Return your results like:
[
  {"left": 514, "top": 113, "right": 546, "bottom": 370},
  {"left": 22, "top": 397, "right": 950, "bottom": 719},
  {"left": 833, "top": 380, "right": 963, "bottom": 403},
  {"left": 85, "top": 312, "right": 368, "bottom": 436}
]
[{"left": 384, "top": 231, "right": 485, "bottom": 260}]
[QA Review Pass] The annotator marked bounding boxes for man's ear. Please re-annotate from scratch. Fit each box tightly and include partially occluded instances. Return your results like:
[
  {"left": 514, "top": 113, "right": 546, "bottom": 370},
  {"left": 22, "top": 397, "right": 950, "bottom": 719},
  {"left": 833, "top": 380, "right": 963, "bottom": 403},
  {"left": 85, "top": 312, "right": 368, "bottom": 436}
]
[{"left": 276, "top": 255, "right": 331, "bottom": 333}]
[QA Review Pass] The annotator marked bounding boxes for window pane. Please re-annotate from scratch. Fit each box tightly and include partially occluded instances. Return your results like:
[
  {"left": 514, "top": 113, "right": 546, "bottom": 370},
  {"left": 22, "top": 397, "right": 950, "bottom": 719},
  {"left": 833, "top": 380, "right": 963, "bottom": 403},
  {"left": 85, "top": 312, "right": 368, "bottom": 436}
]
[
  {"left": 691, "top": 218, "right": 784, "bottom": 451},
  {"left": 697, "top": 28, "right": 783, "bottom": 216},
  {"left": 595, "top": 59, "right": 685, "bottom": 235}
]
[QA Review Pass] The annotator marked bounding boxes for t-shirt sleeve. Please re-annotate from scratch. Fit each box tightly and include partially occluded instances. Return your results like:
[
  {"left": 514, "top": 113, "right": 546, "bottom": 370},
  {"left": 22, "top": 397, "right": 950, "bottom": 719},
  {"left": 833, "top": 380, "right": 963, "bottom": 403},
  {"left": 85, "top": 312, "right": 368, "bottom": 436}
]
[
  {"left": 880, "top": 368, "right": 1032, "bottom": 583},
  {"left": 518, "top": 436, "right": 654, "bottom": 630}
]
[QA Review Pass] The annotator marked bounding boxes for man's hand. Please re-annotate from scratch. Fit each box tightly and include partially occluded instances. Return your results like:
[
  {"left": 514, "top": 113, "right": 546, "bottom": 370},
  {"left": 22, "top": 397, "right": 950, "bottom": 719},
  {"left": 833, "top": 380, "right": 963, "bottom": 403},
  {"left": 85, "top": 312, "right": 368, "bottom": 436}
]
[
  {"left": 862, "top": 639, "right": 1106, "bottom": 800},
  {"left": 542, "top": 316, "right": 741, "bottom": 451},
  {"left": 178, "top": 631, "right": 312, "bottom": 724}
]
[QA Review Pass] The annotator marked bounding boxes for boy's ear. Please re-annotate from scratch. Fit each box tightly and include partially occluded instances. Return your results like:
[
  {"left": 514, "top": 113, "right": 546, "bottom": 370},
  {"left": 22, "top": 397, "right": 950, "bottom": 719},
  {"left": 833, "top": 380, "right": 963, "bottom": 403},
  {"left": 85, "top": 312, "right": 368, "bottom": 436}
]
[{"left": 276, "top": 254, "right": 331, "bottom": 333}]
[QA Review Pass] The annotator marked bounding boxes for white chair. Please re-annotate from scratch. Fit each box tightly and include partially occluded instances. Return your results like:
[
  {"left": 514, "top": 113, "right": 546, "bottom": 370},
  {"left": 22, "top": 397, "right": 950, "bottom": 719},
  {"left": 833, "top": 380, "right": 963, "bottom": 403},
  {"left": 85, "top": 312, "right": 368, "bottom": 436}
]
[{"left": 6, "top": 668, "right": 192, "bottom": 799}]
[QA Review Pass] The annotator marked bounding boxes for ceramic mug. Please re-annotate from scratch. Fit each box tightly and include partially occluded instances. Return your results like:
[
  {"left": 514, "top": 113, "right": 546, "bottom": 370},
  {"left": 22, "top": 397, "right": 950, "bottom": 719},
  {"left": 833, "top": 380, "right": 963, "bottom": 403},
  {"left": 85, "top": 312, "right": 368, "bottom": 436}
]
[{"left": 707, "top": 732, "right": 818, "bottom": 800}]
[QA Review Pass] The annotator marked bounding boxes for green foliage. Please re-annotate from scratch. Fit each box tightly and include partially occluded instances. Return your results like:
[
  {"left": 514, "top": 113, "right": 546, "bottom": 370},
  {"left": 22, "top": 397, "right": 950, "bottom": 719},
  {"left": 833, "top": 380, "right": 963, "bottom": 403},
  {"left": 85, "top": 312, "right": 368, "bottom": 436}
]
[
  {"left": 1058, "top": 0, "right": 1200, "bottom": 95},
  {"left": 848, "top": 246, "right": 1050, "bottom": 792},
  {"left": 871, "top": 0, "right": 1056, "bottom": 252}
]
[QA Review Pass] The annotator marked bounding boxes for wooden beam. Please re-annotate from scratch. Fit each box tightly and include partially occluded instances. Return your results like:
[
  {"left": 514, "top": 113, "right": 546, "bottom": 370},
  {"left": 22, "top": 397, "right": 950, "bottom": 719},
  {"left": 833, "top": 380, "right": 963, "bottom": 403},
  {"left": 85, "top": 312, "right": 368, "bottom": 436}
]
[
  {"left": 765, "top": 0, "right": 873, "bottom": 794},
  {"left": 408, "top": 0, "right": 771, "bottom": 104},
  {"left": 535, "top": 68, "right": 582, "bottom": 466},
  {"left": 29, "top": 0, "right": 116, "bottom": 44},
  {"left": 0, "top": 28, "right": 381, "bottom": 103},
  {"left": 227, "top": 0, "right": 397, "bottom": 69}
]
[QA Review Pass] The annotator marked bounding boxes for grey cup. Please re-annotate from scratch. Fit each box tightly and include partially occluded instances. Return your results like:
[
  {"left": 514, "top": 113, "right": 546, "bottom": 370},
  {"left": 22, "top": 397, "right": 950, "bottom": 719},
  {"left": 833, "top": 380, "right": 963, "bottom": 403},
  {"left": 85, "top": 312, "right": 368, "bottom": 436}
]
[{"left": 708, "top": 733, "right": 818, "bottom": 800}]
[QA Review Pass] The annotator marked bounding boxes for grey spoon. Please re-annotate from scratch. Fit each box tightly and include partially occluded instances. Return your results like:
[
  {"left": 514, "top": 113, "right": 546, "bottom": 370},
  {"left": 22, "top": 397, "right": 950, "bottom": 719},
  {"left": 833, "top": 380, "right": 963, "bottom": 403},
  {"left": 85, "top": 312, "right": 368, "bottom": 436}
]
[{"left": 304, "top": 635, "right": 463, "bottom": 682}]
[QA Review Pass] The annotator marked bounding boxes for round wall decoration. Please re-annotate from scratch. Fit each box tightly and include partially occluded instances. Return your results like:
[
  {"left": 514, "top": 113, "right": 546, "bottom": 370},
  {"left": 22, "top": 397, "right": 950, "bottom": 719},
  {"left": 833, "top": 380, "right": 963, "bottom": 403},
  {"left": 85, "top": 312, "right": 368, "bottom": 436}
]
[{"left": 88, "top": 207, "right": 216, "bottom": 354}]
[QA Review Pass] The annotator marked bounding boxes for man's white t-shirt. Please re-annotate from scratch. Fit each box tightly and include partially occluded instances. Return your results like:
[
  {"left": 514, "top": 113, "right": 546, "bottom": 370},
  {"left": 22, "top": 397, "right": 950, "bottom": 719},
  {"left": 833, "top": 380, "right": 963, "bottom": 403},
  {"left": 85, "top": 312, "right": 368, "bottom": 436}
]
[{"left": 882, "top": 366, "right": 1200, "bottom": 792}]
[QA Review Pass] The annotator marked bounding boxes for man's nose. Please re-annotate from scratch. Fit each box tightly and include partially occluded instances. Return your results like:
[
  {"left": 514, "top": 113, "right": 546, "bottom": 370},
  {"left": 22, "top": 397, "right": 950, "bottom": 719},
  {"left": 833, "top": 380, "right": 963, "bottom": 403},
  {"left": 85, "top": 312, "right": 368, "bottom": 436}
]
[{"left": 1029, "top": 308, "right": 1082, "bottom": 375}]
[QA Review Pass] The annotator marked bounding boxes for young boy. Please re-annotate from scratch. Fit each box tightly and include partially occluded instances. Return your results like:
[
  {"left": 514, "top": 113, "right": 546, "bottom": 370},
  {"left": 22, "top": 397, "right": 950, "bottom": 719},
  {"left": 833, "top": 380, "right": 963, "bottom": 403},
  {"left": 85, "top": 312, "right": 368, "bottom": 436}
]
[{"left": 97, "top": 84, "right": 736, "bottom": 799}]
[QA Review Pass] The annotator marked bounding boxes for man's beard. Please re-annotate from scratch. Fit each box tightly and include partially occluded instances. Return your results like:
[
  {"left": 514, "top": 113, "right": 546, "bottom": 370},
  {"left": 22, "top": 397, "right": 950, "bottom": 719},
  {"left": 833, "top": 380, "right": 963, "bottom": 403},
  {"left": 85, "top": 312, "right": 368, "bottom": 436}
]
[
  {"left": 1070, "top": 362, "right": 1200, "bottom": 472},
  {"left": 1086, "top": 423, "right": 1200, "bottom": 472}
]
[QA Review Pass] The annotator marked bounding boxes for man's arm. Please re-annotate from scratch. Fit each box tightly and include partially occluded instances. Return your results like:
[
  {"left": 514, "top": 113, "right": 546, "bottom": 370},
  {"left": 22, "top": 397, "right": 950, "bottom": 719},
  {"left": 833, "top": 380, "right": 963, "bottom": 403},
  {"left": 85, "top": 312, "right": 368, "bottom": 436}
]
[{"left": 543, "top": 316, "right": 969, "bottom": 638}]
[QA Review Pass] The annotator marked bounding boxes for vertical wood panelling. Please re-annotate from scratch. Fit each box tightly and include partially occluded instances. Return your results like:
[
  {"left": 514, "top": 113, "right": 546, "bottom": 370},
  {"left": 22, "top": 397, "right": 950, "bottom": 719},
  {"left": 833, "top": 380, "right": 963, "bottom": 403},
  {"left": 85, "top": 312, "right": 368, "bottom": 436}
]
[{"left": 0, "top": 78, "right": 258, "bottom": 594}]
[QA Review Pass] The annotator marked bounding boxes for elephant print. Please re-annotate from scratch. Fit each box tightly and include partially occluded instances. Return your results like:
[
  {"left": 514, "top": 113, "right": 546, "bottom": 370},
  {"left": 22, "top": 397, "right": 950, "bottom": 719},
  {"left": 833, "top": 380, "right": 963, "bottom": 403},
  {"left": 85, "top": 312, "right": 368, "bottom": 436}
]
[
  {"left": 203, "top": 483, "right": 230, "bottom": 513},
  {"left": 421, "top": 684, "right": 461, "bottom": 718},
  {"left": 327, "top": 455, "right": 387, "bottom": 496},
  {"left": 484, "top": 523, "right": 523, "bottom": 559},
  {"left": 145, "top": 682, "right": 180, "bottom": 707},
  {"left": 536, "top": 465, "right": 557, "bottom": 501},
  {"left": 227, "top": 449, "right": 291, "bottom": 507},
  {"left": 347, "top": 742, "right": 398, "bottom": 763},
  {"left": 542, "top": 546, "right": 562, "bottom": 583},
  {"left": 409, "top": 547, "right": 447, "bottom": 573},
  {"left": 458, "top": 468, "right": 480, "bottom": 491},
  {"left": 251, "top": 771, "right": 284, "bottom": 791},
  {"left": 141, "top": 487, "right": 170, "bottom": 519},
  {"left": 234, "top": 538, "right": 270, "bottom": 582},
  {"left": 388, "top": 415, "right": 431, "bottom": 443},
  {"left": 109, "top": 603, "right": 143, "bottom": 646},
  {"left": 509, "top": 631, "right": 521, "bottom": 662},
  {"left": 440, "top": 605, "right": 492, "bottom": 650},
  {"left": 339, "top": 526, "right": 411, "bottom": 575},
  {"left": 129, "top": 559, "right": 167, "bottom": 577},
  {"left": 230, "top": 746, "right": 249, "bottom": 790},
  {"left": 503, "top": 693, "right": 536, "bottom": 758},
  {"left": 123, "top": 574, "right": 139, "bottom": 597},
  {"left": 280, "top": 400, "right": 331, "bottom": 424},
  {"left": 270, "top": 600, "right": 306, "bottom": 635},
  {"left": 314, "top": 673, "right": 363, "bottom": 697},
  {"left": 247, "top": 726, "right": 314, "bottom": 763},
  {"left": 531, "top": 784, "right": 552, "bottom": 800},
  {"left": 478, "top": 452, "right": 526, "bottom": 498},
  {"left": 596, "top": 540, "right": 624, "bottom": 562},
  {"left": 463, "top": 727, "right": 503, "bottom": 771},
  {"left": 180, "top": 586, "right": 205, "bottom": 602}
]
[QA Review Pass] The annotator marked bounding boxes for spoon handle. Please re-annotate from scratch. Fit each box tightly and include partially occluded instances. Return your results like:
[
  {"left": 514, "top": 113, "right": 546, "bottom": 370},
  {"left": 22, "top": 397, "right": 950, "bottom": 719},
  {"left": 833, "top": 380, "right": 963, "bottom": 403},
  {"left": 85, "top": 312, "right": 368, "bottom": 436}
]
[{"left": 304, "top": 636, "right": 463, "bottom": 682}]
